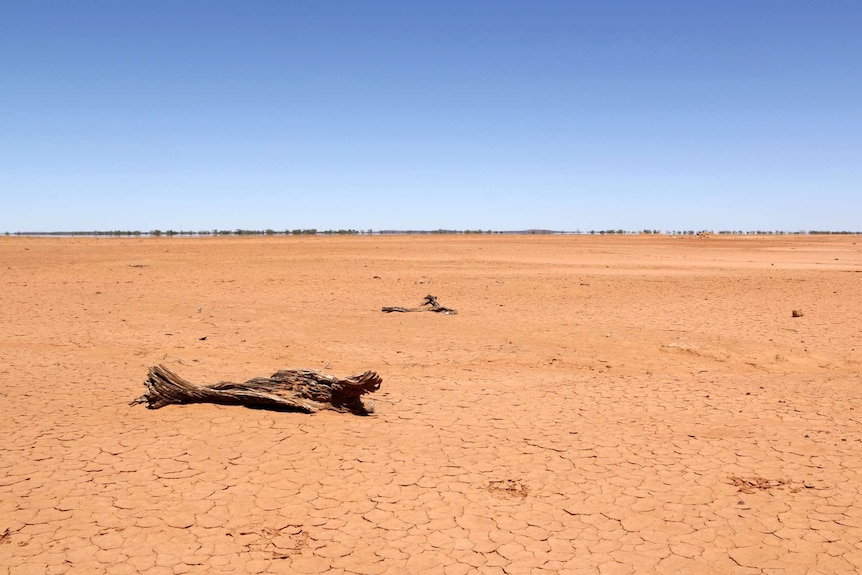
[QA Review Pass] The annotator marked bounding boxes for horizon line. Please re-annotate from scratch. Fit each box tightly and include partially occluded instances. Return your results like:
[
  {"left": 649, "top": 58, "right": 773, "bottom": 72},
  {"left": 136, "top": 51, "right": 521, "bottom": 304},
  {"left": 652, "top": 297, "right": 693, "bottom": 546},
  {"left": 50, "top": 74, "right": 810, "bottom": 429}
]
[{"left": 4, "top": 229, "right": 862, "bottom": 237}]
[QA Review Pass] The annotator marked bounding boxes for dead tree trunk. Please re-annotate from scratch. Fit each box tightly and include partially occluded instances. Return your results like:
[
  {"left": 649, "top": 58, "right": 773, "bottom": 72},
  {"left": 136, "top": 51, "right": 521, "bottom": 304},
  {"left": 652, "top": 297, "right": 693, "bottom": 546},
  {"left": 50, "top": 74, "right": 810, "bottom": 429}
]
[
  {"left": 131, "top": 365, "right": 381, "bottom": 415},
  {"left": 382, "top": 294, "right": 457, "bottom": 314}
]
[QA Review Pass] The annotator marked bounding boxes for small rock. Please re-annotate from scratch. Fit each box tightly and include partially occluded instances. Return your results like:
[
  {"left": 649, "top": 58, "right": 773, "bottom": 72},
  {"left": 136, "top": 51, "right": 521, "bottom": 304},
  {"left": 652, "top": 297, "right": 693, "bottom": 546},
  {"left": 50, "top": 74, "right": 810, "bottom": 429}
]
[{"left": 792, "top": 309, "right": 804, "bottom": 318}]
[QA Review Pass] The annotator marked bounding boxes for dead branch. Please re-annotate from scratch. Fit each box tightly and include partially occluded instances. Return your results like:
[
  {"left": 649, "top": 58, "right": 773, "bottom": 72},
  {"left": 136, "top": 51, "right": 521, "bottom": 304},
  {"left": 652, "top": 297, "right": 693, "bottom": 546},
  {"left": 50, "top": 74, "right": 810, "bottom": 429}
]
[
  {"left": 382, "top": 294, "right": 457, "bottom": 315},
  {"left": 131, "top": 364, "right": 381, "bottom": 415}
]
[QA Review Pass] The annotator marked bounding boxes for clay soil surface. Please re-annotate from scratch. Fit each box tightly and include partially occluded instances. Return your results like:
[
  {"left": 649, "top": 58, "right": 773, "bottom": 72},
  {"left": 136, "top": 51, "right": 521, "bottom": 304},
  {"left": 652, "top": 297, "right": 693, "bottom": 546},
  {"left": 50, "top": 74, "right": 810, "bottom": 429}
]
[{"left": 2, "top": 234, "right": 862, "bottom": 575}]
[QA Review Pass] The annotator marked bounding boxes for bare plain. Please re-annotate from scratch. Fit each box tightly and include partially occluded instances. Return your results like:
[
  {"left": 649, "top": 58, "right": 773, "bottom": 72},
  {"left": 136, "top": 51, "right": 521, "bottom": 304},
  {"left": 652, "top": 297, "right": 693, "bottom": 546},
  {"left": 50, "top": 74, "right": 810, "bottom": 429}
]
[{"left": 1, "top": 234, "right": 861, "bottom": 575}]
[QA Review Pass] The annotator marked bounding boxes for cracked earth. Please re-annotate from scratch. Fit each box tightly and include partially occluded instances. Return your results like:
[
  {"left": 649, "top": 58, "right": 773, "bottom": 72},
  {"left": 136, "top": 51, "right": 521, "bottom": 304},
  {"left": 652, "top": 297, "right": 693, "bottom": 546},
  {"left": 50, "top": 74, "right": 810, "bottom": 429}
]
[{"left": 2, "top": 234, "right": 861, "bottom": 574}]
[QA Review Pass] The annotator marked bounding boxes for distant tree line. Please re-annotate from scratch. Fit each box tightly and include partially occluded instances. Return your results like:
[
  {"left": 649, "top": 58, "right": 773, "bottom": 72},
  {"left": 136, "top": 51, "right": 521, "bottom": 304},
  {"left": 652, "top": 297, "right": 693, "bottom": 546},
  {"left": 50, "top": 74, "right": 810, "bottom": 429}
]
[{"left": 4, "top": 229, "right": 861, "bottom": 237}]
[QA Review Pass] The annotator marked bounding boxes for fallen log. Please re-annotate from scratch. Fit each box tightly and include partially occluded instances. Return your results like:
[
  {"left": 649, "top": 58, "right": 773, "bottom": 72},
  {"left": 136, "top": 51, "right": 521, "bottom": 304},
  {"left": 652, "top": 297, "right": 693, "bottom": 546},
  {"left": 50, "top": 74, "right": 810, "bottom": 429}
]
[
  {"left": 382, "top": 294, "right": 457, "bottom": 315},
  {"left": 131, "top": 364, "right": 381, "bottom": 415}
]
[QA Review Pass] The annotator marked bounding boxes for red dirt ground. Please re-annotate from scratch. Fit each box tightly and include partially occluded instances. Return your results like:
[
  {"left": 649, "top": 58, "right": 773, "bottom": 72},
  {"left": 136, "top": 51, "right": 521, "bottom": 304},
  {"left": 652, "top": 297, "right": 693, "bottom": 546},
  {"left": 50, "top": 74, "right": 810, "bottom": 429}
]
[{"left": 1, "top": 234, "right": 861, "bottom": 574}]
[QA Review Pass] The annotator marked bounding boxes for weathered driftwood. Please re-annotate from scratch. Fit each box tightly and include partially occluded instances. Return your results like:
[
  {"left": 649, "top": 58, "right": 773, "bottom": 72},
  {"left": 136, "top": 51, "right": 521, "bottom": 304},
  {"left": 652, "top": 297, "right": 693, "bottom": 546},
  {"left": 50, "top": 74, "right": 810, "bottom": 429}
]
[
  {"left": 382, "top": 294, "right": 457, "bottom": 315},
  {"left": 131, "top": 365, "right": 381, "bottom": 415}
]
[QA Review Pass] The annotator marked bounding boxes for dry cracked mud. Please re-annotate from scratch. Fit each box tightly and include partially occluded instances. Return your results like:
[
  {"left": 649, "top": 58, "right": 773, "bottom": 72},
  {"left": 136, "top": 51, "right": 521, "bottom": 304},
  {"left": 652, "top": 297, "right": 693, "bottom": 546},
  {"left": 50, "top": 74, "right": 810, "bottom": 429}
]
[{"left": 2, "top": 234, "right": 861, "bottom": 574}]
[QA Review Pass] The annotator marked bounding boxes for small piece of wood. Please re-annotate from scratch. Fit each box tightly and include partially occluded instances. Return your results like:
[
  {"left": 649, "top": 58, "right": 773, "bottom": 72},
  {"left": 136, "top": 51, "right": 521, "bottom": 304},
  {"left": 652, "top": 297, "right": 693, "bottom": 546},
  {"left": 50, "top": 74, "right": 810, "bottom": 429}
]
[
  {"left": 382, "top": 294, "right": 457, "bottom": 315},
  {"left": 131, "top": 365, "right": 381, "bottom": 415}
]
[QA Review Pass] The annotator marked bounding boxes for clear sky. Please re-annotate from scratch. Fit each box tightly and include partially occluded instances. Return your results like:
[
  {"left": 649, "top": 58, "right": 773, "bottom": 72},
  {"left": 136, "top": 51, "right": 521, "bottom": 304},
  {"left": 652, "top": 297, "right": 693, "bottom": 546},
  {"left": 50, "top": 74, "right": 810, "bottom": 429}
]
[{"left": 2, "top": 1, "right": 860, "bottom": 232}]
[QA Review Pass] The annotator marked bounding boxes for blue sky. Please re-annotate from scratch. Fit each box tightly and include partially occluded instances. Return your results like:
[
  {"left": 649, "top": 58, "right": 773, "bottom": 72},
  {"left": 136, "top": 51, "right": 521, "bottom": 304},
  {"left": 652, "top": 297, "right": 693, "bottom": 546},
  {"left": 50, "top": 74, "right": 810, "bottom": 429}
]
[{"left": 1, "top": 1, "right": 860, "bottom": 232}]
